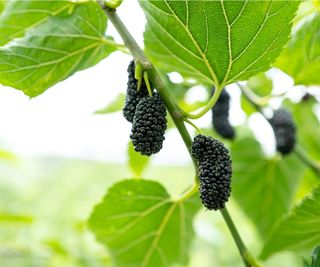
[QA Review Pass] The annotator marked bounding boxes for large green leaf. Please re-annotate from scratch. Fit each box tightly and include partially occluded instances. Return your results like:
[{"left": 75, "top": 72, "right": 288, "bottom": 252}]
[
  {"left": 231, "top": 134, "right": 305, "bottom": 239},
  {"left": 261, "top": 185, "right": 320, "bottom": 259},
  {"left": 0, "top": 1, "right": 116, "bottom": 97},
  {"left": 88, "top": 179, "right": 200, "bottom": 267},
  {"left": 275, "top": 12, "right": 320, "bottom": 85},
  {"left": 141, "top": 1, "right": 299, "bottom": 88}
]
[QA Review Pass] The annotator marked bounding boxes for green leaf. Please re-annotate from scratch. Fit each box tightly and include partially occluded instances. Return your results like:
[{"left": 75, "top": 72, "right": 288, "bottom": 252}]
[
  {"left": 128, "top": 142, "right": 150, "bottom": 177},
  {"left": 261, "top": 185, "right": 320, "bottom": 259},
  {"left": 312, "top": 246, "right": 320, "bottom": 267},
  {"left": 240, "top": 94, "right": 258, "bottom": 116},
  {"left": 88, "top": 179, "right": 200, "bottom": 267},
  {"left": 94, "top": 93, "right": 125, "bottom": 114},
  {"left": 275, "top": 12, "right": 320, "bottom": 85},
  {"left": 231, "top": 133, "right": 304, "bottom": 239},
  {"left": 247, "top": 72, "right": 273, "bottom": 96},
  {"left": 0, "top": 0, "right": 73, "bottom": 46},
  {"left": 141, "top": 1, "right": 299, "bottom": 88},
  {"left": 0, "top": 2, "right": 117, "bottom": 97}
]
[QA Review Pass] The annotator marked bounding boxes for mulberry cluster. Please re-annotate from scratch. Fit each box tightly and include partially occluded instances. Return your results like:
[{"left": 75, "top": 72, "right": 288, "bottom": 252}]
[
  {"left": 269, "top": 109, "right": 296, "bottom": 155},
  {"left": 123, "top": 60, "right": 150, "bottom": 123},
  {"left": 211, "top": 89, "right": 235, "bottom": 139},
  {"left": 192, "top": 134, "right": 232, "bottom": 210},
  {"left": 130, "top": 93, "right": 167, "bottom": 156}
]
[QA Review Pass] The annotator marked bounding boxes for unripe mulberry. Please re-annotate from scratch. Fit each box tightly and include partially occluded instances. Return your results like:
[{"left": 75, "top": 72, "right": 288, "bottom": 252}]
[
  {"left": 123, "top": 60, "right": 150, "bottom": 123},
  {"left": 269, "top": 109, "right": 296, "bottom": 155},
  {"left": 211, "top": 89, "right": 235, "bottom": 139},
  {"left": 130, "top": 93, "right": 167, "bottom": 156},
  {"left": 192, "top": 134, "right": 232, "bottom": 210}
]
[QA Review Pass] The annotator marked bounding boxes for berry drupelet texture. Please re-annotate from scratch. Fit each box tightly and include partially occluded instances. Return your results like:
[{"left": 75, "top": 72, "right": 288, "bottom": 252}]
[
  {"left": 211, "top": 89, "right": 235, "bottom": 140},
  {"left": 269, "top": 109, "right": 296, "bottom": 155},
  {"left": 192, "top": 134, "right": 232, "bottom": 210},
  {"left": 123, "top": 60, "right": 150, "bottom": 123},
  {"left": 130, "top": 93, "right": 167, "bottom": 156}
]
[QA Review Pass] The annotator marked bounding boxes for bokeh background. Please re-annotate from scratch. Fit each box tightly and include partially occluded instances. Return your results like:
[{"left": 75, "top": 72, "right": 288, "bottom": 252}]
[{"left": 0, "top": 1, "right": 319, "bottom": 267}]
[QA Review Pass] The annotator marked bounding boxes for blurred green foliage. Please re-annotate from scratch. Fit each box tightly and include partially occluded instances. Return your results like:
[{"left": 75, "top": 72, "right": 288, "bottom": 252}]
[{"left": 0, "top": 155, "right": 306, "bottom": 267}]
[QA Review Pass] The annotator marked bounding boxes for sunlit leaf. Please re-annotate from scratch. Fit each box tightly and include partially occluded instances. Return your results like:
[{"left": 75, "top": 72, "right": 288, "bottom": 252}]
[{"left": 142, "top": 0, "right": 299, "bottom": 88}]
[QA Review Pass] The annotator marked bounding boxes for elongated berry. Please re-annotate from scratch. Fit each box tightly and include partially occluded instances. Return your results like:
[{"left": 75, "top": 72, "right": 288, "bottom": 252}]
[
  {"left": 123, "top": 60, "right": 150, "bottom": 123},
  {"left": 130, "top": 93, "right": 167, "bottom": 156},
  {"left": 192, "top": 134, "right": 232, "bottom": 210},
  {"left": 269, "top": 109, "right": 296, "bottom": 155},
  {"left": 211, "top": 89, "right": 235, "bottom": 139}
]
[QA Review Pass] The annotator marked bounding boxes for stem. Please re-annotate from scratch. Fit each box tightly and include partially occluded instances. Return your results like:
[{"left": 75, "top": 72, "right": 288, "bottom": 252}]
[
  {"left": 99, "top": 5, "right": 259, "bottom": 267},
  {"left": 184, "top": 118, "right": 202, "bottom": 134},
  {"left": 177, "top": 178, "right": 199, "bottom": 202},
  {"left": 99, "top": 3, "right": 152, "bottom": 70},
  {"left": 143, "top": 72, "right": 153, "bottom": 97},
  {"left": 221, "top": 208, "right": 250, "bottom": 267},
  {"left": 183, "top": 86, "right": 223, "bottom": 119},
  {"left": 294, "top": 145, "right": 320, "bottom": 178}
]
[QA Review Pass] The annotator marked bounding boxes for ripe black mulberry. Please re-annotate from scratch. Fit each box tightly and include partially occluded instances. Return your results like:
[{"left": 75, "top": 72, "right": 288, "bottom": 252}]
[
  {"left": 192, "top": 134, "right": 232, "bottom": 210},
  {"left": 211, "top": 88, "right": 235, "bottom": 139},
  {"left": 123, "top": 60, "right": 150, "bottom": 123},
  {"left": 130, "top": 93, "right": 167, "bottom": 156},
  {"left": 269, "top": 109, "right": 296, "bottom": 155}
]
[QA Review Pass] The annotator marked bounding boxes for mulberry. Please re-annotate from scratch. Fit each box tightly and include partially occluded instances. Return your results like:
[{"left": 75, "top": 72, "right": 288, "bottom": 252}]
[
  {"left": 211, "top": 89, "right": 235, "bottom": 139},
  {"left": 130, "top": 93, "right": 167, "bottom": 156},
  {"left": 123, "top": 60, "right": 150, "bottom": 123},
  {"left": 269, "top": 109, "right": 296, "bottom": 155},
  {"left": 192, "top": 134, "right": 232, "bottom": 210}
]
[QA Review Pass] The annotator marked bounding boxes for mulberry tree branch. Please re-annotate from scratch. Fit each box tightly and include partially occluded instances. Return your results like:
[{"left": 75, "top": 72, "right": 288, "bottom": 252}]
[{"left": 97, "top": 3, "right": 260, "bottom": 267}]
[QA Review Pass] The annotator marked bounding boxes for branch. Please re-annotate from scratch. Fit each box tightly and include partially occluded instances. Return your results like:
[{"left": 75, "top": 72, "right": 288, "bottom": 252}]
[{"left": 98, "top": 4, "right": 260, "bottom": 267}]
